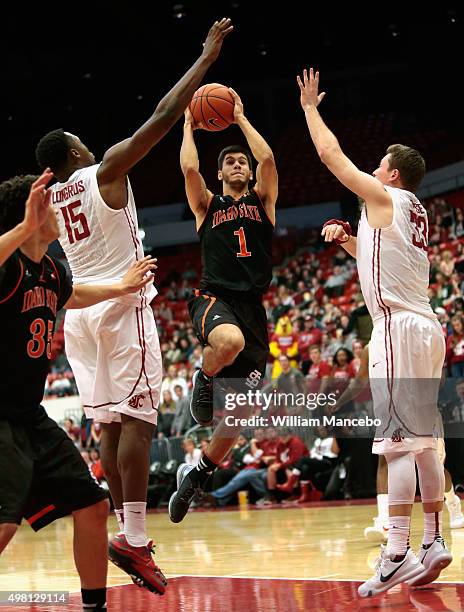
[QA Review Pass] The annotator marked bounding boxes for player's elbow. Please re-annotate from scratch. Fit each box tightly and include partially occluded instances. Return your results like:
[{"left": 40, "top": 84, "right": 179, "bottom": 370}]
[
  {"left": 318, "top": 143, "right": 338, "bottom": 165},
  {"left": 182, "top": 164, "right": 199, "bottom": 178},
  {"left": 154, "top": 98, "right": 181, "bottom": 126}
]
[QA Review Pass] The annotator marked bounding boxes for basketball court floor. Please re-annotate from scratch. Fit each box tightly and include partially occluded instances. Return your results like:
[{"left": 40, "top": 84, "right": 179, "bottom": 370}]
[{"left": 2, "top": 500, "right": 463, "bottom": 611}]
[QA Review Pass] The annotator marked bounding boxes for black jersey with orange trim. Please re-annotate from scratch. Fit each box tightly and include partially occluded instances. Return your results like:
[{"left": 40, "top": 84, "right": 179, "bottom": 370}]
[
  {"left": 0, "top": 250, "right": 72, "bottom": 417},
  {"left": 198, "top": 188, "right": 274, "bottom": 296}
]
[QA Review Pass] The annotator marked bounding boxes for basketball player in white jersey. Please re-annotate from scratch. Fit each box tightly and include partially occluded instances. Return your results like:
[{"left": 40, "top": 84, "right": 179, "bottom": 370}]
[
  {"left": 298, "top": 68, "right": 451, "bottom": 597},
  {"left": 335, "top": 345, "right": 464, "bottom": 543},
  {"left": 34, "top": 18, "right": 233, "bottom": 595}
]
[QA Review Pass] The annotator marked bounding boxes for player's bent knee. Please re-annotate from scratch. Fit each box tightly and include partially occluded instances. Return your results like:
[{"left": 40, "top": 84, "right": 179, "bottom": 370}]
[
  {"left": 216, "top": 333, "right": 245, "bottom": 361},
  {"left": 73, "top": 499, "right": 110, "bottom": 523},
  {"left": 0, "top": 523, "right": 18, "bottom": 552}
]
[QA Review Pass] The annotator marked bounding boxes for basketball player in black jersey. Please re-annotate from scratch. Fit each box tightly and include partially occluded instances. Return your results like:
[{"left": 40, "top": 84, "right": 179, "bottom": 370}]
[
  {"left": 169, "top": 89, "right": 278, "bottom": 523},
  {"left": 0, "top": 170, "right": 157, "bottom": 611}
]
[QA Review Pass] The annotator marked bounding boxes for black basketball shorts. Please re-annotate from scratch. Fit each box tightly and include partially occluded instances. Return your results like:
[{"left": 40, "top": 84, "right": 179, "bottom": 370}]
[
  {"left": 188, "top": 289, "right": 269, "bottom": 384},
  {"left": 0, "top": 406, "right": 108, "bottom": 531}
]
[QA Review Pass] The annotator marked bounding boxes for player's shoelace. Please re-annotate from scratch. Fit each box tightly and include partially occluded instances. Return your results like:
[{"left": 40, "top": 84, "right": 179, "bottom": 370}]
[{"left": 196, "top": 378, "right": 213, "bottom": 405}]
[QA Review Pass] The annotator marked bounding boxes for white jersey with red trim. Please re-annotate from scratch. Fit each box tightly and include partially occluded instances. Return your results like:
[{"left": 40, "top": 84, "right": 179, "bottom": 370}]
[
  {"left": 356, "top": 185, "right": 434, "bottom": 323},
  {"left": 50, "top": 164, "right": 156, "bottom": 303}
]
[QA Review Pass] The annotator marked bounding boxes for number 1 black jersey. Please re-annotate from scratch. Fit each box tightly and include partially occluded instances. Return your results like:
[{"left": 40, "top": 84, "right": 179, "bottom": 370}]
[
  {"left": 198, "top": 188, "right": 274, "bottom": 296},
  {"left": 0, "top": 250, "right": 72, "bottom": 417}
]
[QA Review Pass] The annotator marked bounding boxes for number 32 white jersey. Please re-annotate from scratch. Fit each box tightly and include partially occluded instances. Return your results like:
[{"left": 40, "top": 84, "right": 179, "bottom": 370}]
[
  {"left": 356, "top": 185, "right": 434, "bottom": 323},
  {"left": 50, "top": 164, "right": 156, "bottom": 303}
]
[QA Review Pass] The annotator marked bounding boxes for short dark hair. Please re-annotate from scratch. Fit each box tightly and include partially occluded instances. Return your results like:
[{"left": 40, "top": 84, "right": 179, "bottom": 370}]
[
  {"left": 386, "top": 144, "right": 426, "bottom": 193},
  {"left": 218, "top": 145, "right": 253, "bottom": 170},
  {"left": 0, "top": 175, "right": 37, "bottom": 232},
  {"left": 36, "top": 128, "right": 70, "bottom": 172}
]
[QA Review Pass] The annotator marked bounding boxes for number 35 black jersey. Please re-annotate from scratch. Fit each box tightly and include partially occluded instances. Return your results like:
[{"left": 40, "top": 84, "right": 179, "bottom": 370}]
[
  {"left": 0, "top": 250, "right": 72, "bottom": 417},
  {"left": 198, "top": 188, "right": 274, "bottom": 296}
]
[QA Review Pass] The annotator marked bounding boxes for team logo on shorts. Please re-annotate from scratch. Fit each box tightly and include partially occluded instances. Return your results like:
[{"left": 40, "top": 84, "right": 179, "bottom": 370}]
[
  {"left": 391, "top": 428, "right": 404, "bottom": 443},
  {"left": 128, "top": 393, "right": 145, "bottom": 408},
  {"left": 246, "top": 370, "right": 262, "bottom": 389}
]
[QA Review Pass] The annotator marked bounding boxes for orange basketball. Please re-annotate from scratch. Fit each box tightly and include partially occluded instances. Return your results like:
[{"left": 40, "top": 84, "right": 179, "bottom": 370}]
[{"left": 189, "top": 83, "right": 235, "bottom": 131}]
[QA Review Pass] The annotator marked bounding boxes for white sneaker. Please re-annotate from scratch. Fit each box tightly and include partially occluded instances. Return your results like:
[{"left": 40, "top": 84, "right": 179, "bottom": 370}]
[
  {"left": 364, "top": 517, "right": 389, "bottom": 543},
  {"left": 446, "top": 495, "right": 464, "bottom": 529},
  {"left": 407, "top": 537, "right": 453, "bottom": 587},
  {"left": 358, "top": 546, "right": 424, "bottom": 598}
]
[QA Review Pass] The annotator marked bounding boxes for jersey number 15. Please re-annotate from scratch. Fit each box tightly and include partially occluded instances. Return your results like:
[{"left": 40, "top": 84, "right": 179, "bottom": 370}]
[{"left": 60, "top": 200, "right": 91, "bottom": 244}]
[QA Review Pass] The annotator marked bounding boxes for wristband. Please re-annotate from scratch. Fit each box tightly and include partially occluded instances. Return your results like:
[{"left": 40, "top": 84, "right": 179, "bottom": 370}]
[{"left": 322, "top": 218, "right": 352, "bottom": 244}]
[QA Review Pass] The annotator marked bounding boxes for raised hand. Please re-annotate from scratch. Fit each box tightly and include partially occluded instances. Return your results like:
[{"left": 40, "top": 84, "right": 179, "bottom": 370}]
[
  {"left": 23, "top": 168, "right": 54, "bottom": 233},
  {"left": 228, "top": 87, "right": 245, "bottom": 123},
  {"left": 184, "top": 107, "right": 200, "bottom": 129},
  {"left": 201, "top": 18, "right": 234, "bottom": 63},
  {"left": 120, "top": 256, "right": 158, "bottom": 293},
  {"left": 297, "top": 68, "right": 326, "bottom": 111}
]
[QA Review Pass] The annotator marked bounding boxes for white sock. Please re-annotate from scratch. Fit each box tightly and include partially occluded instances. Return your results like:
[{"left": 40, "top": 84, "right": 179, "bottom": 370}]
[
  {"left": 123, "top": 501, "right": 148, "bottom": 547},
  {"left": 387, "top": 515, "right": 410, "bottom": 557},
  {"left": 423, "top": 511, "right": 442, "bottom": 546},
  {"left": 377, "top": 494, "right": 389, "bottom": 523},
  {"left": 114, "top": 509, "right": 124, "bottom": 535}
]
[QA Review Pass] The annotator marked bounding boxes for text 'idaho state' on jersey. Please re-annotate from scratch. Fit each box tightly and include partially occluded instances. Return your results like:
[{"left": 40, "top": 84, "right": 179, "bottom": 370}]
[
  {"left": 0, "top": 251, "right": 72, "bottom": 417},
  {"left": 198, "top": 188, "right": 274, "bottom": 296}
]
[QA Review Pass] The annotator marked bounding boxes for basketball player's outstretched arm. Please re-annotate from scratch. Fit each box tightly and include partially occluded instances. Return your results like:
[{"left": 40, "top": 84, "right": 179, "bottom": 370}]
[
  {"left": 229, "top": 88, "right": 278, "bottom": 223},
  {"left": 64, "top": 256, "right": 157, "bottom": 309},
  {"left": 96, "top": 19, "right": 233, "bottom": 198},
  {"left": 181, "top": 109, "right": 213, "bottom": 228},
  {"left": 0, "top": 169, "right": 53, "bottom": 268},
  {"left": 297, "top": 68, "right": 391, "bottom": 211}
]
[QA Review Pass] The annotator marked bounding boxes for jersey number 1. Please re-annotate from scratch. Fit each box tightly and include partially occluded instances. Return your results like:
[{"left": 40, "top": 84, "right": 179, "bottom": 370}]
[
  {"left": 234, "top": 227, "right": 252, "bottom": 258},
  {"left": 60, "top": 200, "right": 91, "bottom": 244}
]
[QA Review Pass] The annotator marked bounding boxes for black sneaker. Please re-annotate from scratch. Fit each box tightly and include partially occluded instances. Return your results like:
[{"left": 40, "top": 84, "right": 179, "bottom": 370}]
[
  {"left": 168, "top": 463, "right": 203, "bottom": 523},
  {"left": 190, "top": 369, "right": 214, "bottom": 426}
]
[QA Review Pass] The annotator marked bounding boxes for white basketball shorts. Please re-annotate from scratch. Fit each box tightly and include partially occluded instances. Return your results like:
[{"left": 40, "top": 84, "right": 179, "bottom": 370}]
[
  {"left": 369, "top": 310, "right": 445, "bottom": 455},
  {"left": 64, "top": 299, "right": 162, "bottom": 424}
]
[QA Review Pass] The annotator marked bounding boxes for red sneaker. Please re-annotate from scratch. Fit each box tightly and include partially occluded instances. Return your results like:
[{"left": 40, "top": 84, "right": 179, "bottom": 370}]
[{"left": 108, "top": 534, "right": 167, "bottom": 595}]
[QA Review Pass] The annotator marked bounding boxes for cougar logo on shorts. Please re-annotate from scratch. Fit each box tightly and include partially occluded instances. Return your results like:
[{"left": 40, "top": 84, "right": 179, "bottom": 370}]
[
  {"left": 391, "top": 428, "right": 404, "bottom": 443},
  {"left": 128, "top": 394, "right": 145, "bottom": 409},
  {"left": 246, "top": 370, "right": 261, "bottom": 389}
]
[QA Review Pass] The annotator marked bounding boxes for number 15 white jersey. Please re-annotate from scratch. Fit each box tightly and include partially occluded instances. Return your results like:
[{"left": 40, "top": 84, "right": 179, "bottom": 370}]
[
  {"left": 50, "top": 164, "right": 156, "bottom": 303},
  {"left": 356, "top": 185, "right": 434, "bottom": 323}
]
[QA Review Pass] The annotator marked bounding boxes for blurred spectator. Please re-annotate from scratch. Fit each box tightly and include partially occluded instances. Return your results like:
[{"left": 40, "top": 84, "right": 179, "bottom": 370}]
[
  {"left": 447, "top": 315, "right": 464, "bottom": 377},
  {"left": 269, "top": 315, "right": 299, "bottom": 378},
  {"left": 49, "top": 373, "right": 73, "bottom": 397},
  {"left": 89, "top": 448, "right": 105, "bottom": 482},
  {"left": 189, "top": 345, "right": 203, "bottom": 370},
  {"left": 159, "top": 389, "right": 176, "bottom": 437},
  {"left": 298, "top": 315, "right": 322, "bottom": 375},
  {"left": 267, "top": 429, "right": 308, "bottom": 500},
  {"left": 183, "top": 437, "right": 201, "bottom": 466},
  {"left": 306, "top": 345, "right": 331, "bottom": 395},
  {"left": 450, "top": 209, "right": 464, "bottom": 240},
  {"left": 330, "top": 348, "right": 355, "bottom": 396},
  {"left": 63, "top": 418, "right": 80, "bottom": 445},
  {"left": 158, "top": 301, "right": 173, "bottom": 322},
  {"left": 325, "top": 265, "right": 348, "bottom": 297},
  {"left": 440, "top": 250, "right": 455, "bottom": 278},
  {"left": 276, "top": 355, "right": 305, "bottom": 397},
  {"left": 162, "top": 364, "right": 189, "bottom": 398},
  {"left": 171, "top": 385, "right": 192, "bottom": 437}
]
